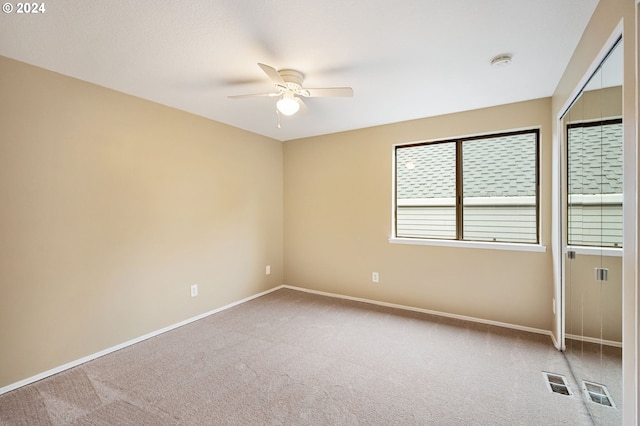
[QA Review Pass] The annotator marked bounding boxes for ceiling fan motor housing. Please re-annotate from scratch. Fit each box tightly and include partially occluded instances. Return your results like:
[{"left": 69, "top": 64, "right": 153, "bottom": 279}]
[
  {"left": 278, "top": 69, "right": 304, "bottom": 91},
  {"left": 228, "top": 63, "right": 353, "bottom": 110}
]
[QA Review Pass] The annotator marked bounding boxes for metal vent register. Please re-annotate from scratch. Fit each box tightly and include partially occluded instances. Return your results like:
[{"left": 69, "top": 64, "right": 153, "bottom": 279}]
[
  {"left": 543, "top": 372, "right": 573, "bottom": 396},
  {"left": 582, "top": 381, "right": 615, "bottom": 408}
]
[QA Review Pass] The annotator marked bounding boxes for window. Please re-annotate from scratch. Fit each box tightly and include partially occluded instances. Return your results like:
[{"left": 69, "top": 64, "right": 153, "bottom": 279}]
[
  {"left": 394, "top": 129, "right": 539, "bottom": 244},
  {"left": 567, "top": 119, "right": 623, "bottom": 248}
]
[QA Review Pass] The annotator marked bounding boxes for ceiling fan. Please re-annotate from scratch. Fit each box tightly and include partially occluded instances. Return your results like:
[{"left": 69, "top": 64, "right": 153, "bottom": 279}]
[{"left": 228, "top": 63, "right": 353, "bottom": 116}]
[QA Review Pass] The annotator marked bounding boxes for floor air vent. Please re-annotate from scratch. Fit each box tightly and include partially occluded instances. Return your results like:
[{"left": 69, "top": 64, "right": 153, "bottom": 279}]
[
  {"left": 543, "top": 372, "right": 573, "bottom": 396},
  {"left": 582, "top": 381, "right": 615, "bottom": 408}
]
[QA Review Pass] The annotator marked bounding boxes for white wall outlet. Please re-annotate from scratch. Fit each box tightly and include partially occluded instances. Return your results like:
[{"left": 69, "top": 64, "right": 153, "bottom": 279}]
[
  {"left": 372, "top": 272, "right": 379, "bottom": 283},
  {"left": 266, "top": 265, "right": 271, "bottom": 275},
  {"left": 191, "top": 284, "right": 198, "bottom": 297},
  {"left": 552, "top": 298, "right": 556, "bottom": 314}
]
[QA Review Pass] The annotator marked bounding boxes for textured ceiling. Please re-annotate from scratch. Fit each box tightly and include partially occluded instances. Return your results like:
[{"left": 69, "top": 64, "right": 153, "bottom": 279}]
[{"left": 0, "top": 0, "right": 599, "bottom": 141}]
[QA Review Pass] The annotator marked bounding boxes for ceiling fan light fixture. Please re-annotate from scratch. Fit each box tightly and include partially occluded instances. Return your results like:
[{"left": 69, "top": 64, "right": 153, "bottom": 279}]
[
  {"left": 229, "top": 63, "right": 353, "bottom": 120},
  {"left": 276, "top": 93, "right": 300, "bottom": 116}
]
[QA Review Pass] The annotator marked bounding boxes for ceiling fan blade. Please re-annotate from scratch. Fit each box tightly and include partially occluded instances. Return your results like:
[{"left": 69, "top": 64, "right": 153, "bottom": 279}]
[
  {"left": 228, "top": 92, "right": 279, "bottom": 99},
  {"left": 304, "top": 87, "right": 354, "bottom": 98},
  {"left": 258, "top": 63, "right": 286, "bottom": 85}
]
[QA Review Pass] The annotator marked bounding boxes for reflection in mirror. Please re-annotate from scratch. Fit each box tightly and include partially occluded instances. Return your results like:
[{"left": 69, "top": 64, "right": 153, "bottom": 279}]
[{"left": 562, "top": 38, "right": 622, "bottom": 425}]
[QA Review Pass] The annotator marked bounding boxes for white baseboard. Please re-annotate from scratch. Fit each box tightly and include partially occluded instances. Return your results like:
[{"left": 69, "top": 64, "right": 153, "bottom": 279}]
[
  {"left": 2, "top": 283, "right": 566, "bottom": 396},
  {"left": 565, "top": 333, "right": 622, "bottom": 348},
  {"left": 282, "top": 285, "right": 554, "bottom": 339},
  {"left": 0, "top": 285, "right": 285, "bottom": 396}
]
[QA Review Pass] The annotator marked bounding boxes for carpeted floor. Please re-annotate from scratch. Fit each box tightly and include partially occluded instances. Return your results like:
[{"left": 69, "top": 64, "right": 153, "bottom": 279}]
[
  {"left": 0, "top": 288, "right": 596, "bottom": 425},
  {"left": 564, "top": 339, "right": 622, "bottom": 426}
]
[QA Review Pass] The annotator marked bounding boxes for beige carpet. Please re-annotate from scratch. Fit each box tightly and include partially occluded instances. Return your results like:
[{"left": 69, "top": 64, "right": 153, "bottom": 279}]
[
  {"left": 564, "top": 339, "right": 622, "bottom": 426},
  {"left": 0, "top": 288, "right": 595, "bottom": 425}
]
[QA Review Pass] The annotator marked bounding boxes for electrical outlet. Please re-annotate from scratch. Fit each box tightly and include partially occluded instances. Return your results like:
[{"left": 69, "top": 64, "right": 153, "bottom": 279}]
[
  {"left": 372, "top": 272, "right": 379, "bottom": 283},
  {"left": 552, "top": 298, "right": 556, "bottom": 314},
  {"left": 266, "top": 265, "right": 271, "bottom": 275},
  {"left": 191, "top": 284, "right": 198, "bottom": 297}
]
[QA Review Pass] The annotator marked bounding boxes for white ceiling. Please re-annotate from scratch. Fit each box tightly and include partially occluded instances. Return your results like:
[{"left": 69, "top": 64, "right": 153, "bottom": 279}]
[{"left": 0, "top": 0, "right": 599, "bottom": 141}]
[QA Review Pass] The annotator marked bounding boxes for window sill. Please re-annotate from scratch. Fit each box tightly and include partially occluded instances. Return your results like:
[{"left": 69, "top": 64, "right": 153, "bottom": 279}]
[
  {"left": 565, "top": 246, "right": 623, "bottom": 257},
  {"left": 389, "top": 237, "right": 547, "bottom": 253}
]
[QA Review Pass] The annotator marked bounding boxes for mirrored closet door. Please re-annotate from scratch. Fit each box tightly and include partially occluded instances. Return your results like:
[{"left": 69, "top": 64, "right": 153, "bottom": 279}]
[{"left": 561, "top": 39, "right": 623, "bottom": 425}]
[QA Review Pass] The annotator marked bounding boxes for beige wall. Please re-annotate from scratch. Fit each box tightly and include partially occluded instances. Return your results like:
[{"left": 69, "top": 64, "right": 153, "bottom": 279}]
[
  {"left": 565, "top": 86, "right": 623, "bottom": 121},
  {"left": 284, "top": 98, "right": 554, "bottom": 331},
  {"left": 565, "top": 255, "right": 623, "bottom": 343},
  {"left": 0, "top": 56, "right": 284, "bottom": 388}
]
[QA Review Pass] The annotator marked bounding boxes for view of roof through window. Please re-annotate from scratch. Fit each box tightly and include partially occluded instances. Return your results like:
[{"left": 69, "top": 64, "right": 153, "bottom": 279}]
[
  {"left": 568, "top": 120, "right": 623, "bottom": 248},
  {"left": 395, "top": 130, "right": 538, "bottom": 244}
]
